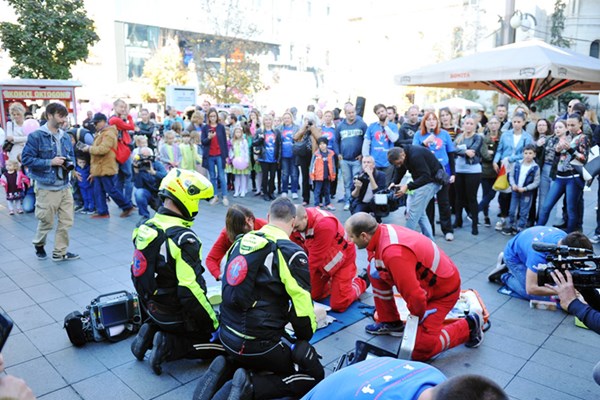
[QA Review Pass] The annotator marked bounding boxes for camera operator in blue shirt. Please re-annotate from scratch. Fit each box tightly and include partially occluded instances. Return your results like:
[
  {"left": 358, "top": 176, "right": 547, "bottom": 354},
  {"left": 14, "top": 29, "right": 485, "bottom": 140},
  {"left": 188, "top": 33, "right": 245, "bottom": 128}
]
[{"left": 133, "top": 147, "right": 167, "bottom": 220}]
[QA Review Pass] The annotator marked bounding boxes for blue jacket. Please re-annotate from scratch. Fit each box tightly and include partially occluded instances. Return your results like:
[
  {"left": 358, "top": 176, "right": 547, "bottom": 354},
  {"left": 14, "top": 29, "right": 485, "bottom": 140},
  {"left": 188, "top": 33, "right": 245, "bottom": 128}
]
[
  {"left": 200, "top": 123, "right": 228, "bottom": 168},
  {"left": 493, "top": 130, "right": 533, "bottom": 164},
  {"left": 509, "top": 161, "right": 540, "bottom": 191},
  {"left": 335, "top": 118, "right": 367, "bottom": 161},
  {"left": 21, "top": 125, "right": 75, "bottom": 187}
]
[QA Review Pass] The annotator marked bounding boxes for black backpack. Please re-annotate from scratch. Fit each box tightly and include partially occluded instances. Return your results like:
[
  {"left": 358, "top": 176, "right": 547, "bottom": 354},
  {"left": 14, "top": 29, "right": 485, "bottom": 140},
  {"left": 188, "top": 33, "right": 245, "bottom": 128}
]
[
  {"left": 293, "top": 132, "right": 312, "bottom": 158},
  {"left": 131, "top": 221, "right": 168, "bottom": 303}
]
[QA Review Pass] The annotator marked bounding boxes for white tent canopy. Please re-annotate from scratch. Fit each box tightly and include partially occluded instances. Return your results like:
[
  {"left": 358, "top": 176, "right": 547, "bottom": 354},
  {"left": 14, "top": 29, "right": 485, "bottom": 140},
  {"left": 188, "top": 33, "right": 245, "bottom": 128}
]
[
  {"left": 431, "top": 97, "right": 484, "bottom": 111},
  {"left": 396, "top": 40, "right": 600, "bottom": 106}
]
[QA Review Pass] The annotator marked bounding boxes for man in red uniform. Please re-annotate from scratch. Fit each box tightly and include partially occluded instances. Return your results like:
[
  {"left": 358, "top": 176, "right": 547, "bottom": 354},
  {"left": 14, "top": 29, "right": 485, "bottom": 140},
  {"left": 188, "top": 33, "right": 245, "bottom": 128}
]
[
  {"left": 293, "top": 205, "right": 368, "bottom": 312},
  {"left": 344, "top": 212, "right": 483, "bottom": 361},
  {"left": 205, "top": 205, "right": 267, "bottom": 280}
]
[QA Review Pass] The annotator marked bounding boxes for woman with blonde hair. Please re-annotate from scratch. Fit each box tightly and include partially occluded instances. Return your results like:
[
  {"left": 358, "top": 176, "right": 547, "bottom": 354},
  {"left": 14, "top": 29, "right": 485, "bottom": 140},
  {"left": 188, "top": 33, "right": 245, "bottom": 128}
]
[{"left": 4, "top": 103, "right": 28, "bottom": 161}]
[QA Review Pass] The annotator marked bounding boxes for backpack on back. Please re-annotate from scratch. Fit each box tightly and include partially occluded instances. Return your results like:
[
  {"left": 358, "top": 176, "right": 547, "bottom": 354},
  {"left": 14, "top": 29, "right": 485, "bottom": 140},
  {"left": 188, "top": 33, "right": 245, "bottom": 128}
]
[{"left": 131, "top": 222, "right": 169, "bottom": 303}]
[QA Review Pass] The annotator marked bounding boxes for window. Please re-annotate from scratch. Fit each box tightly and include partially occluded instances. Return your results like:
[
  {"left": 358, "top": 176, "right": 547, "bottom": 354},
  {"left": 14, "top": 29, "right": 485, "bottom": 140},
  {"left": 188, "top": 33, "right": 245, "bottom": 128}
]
[{"left": 591, "top": 40, "right": 600, "bottom": 59}]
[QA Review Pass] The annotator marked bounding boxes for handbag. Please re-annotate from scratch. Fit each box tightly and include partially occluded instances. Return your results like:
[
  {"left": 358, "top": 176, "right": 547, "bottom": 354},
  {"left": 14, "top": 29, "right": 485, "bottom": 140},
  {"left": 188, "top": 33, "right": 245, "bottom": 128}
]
[
  {"left": 111, "top": 140, "right": 132, "bottom": 164},
  {"left": 492, "top": 164, "right": 510, "bottom": 192},
  {"left": 2, "top": 140, "right": 14, "bottom": 153},
  {"left": 434, "top": 168, "right": 450, "bottom": 185},
  {"left": 293, "top": 132, "right": 312, "bottom": 157}
]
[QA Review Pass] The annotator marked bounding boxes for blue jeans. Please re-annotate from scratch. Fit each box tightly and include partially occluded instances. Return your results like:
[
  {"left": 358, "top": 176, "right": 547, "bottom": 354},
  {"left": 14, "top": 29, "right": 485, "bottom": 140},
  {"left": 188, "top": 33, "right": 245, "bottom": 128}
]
[
  {"left": 135, "top": 188, "right": 153, "bottom": 218},
  {"left": 280, "top": 157, "right": 298, "bottom": 194},
  {"left": 478, "top": 177, "right": 496, "bottom": 216},
  {"left": 93, "top": 174, "right": 133, "bottom": 215},
  {"left": 537, "top": 163, "right": 553, "bottom": 219},
  {"left": 406, "top": 182, "right": 440, "bottom": 240},
  {"left": 22, "top": 187, "right": 35, "bottom": 213},
  {"left": 502, "top": 252, "right": 551, "bottom": 301},
  {"left": 313, "top": 180, "right": 330, "bottom": 207},
  {"left": 507, "top": 191, "right": 533, "bottom": 230},
  {"left": 116, "top": 157, "right": 134, "bottom": 203},
  {"left": 80, "top": 186, "right": 95, "bottom": 212},
  {"left": 341, "top": 159, "right": 361, "bottom": 203},
  {"left": 596, "top": 176, "right": 600, "bottom": 235},
  {"left": 208, "top": 156, "right": 227, "bottom": 198},
  {"left": 537, "top": 175, "right": 584, "bottom": 233}
]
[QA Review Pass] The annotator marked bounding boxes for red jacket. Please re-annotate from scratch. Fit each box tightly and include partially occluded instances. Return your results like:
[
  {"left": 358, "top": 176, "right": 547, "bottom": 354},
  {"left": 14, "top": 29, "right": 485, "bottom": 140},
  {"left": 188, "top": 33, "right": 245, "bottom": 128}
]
[
  {"left": 366, "top": 224, "right": 460, "bottom": 319},
  {"left": 108, "top": 115, "right": 136, "bottom": 144},
  {"left": 291, "top": 208, "right": 355, "bottom": 275},
  {"left": 309, "top": 149, "right": 336, "bottom": 181},
  {"left": 206, "top": 218, "right": 268, "bottom": 279}
]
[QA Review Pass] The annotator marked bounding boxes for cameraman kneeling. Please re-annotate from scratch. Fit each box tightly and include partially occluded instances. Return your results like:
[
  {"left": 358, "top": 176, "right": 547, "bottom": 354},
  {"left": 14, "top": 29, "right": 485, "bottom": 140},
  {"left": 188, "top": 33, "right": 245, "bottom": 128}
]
[
  {"left": 350, "top": 156, "right": 386, "bottom": 217},
  {"left": 133, "top": 147, "right": 166, "bottom": 219},
  {"left": 547, "top": 264, "right": 600, "bottom": 334}
]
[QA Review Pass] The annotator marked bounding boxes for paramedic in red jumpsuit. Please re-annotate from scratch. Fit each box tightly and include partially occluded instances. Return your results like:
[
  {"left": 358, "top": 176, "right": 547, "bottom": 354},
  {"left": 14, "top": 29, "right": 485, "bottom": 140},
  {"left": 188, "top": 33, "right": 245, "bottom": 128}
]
[
  {"left": 293, "top": 206, "right": 368, "bottom": 312},
  {"left": 344, "top": 212, "right": 484, "bottom": 361}
]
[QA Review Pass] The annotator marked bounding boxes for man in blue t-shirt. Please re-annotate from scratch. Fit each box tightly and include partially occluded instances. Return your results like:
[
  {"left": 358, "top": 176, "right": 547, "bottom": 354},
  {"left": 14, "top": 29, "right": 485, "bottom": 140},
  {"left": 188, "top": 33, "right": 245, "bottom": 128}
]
[
  {"left": 362, "top": 104, "right": 398, "bottom": 171},
  {"left": 302, "top": 357, "right": 507, "bottom": 400},
  {"left": 336, "top": 104, "right": 368, "bottom": 210},
  {"left": 488, "top": 226, "right": 593, "bottom": 301}
]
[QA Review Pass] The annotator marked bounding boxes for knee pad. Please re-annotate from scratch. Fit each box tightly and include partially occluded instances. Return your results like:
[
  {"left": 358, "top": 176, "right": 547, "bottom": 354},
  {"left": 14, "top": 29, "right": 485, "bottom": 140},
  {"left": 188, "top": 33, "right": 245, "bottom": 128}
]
[{"left": 291, "top": 340, "right": 324, "bottom": 381}]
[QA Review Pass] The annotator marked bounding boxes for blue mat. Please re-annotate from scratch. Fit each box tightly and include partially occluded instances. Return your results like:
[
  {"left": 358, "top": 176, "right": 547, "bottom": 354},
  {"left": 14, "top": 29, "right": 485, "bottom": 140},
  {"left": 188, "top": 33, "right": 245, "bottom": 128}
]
[{"left": 309, "top": 298, "right": 372, "bottom": 344}]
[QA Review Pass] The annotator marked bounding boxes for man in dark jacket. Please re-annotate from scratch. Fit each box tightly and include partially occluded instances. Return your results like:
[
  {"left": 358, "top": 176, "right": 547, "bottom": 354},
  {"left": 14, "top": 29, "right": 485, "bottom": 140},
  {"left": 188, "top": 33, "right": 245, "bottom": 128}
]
[
  {"left": 388, "top": 145, "right": 444, "bottom": 240},
  {"left": 133, "top": 146, "right": 167, "bottom": 219}
]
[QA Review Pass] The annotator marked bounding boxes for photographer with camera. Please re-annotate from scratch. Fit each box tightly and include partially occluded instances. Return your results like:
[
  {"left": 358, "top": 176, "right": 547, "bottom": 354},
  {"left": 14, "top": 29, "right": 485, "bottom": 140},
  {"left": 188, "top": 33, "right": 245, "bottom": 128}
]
[
  {"left": 21, "top": 103, "right": 79, "bottom": 262},
  {"left": 133, "top": 147, "right": 167, "bottom": 220},
  {"left": 350, "top": 155, "right": 386, "bottom": 220},
  {"left": 488, "top": 226, "right": 593, "bottom": 301}
]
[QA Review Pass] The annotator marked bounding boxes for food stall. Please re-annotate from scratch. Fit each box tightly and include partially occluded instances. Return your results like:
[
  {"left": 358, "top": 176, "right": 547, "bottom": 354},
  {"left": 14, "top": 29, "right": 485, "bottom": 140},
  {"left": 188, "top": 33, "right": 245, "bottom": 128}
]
[{"left": 0, "top": 79, "right": 82, "bottom": 128}]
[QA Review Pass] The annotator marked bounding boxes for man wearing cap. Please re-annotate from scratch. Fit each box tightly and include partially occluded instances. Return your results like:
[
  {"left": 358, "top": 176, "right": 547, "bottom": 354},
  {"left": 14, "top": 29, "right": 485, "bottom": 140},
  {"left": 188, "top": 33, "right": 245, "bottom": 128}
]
[{"left": 80, "top": 113, "right": 135, "bottom": 218}]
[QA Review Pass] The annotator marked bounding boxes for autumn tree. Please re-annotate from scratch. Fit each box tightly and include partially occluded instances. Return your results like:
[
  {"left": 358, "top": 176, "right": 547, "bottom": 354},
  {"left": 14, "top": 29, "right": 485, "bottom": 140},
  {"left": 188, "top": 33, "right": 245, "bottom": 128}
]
[
  {"left": 550, "top": 0, "right": 571, "bottom": 48},
  {"left": 140, "top": 39, "right": 189, "bottom": 103},
  {"left": 0, "top": 0, "right": 99, "bottom": 79},
  {"left": 186, "top": 0, "right": 268, "bottom": 103}
]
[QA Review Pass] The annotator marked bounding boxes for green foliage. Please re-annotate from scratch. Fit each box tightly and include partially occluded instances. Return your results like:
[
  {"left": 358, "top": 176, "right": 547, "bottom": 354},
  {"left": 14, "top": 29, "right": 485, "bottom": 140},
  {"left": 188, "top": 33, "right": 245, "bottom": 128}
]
[
  {"left": 532, "top": 92, "right": 588, "bottom": 114},
  {"left": 453, "top": 90, "right": 480, "bottom": 102},
  {"left": 0, "top": 0, "right": 99, "bottom": 79},
  {"left": 533, "top": 96, "right": 556, "bottom": 112},
  {"left": 550, "top": 0, "right": 570, "bottom": 48},
  {"left": 141, "top": 40, "right": 189, "bottom": 103}
]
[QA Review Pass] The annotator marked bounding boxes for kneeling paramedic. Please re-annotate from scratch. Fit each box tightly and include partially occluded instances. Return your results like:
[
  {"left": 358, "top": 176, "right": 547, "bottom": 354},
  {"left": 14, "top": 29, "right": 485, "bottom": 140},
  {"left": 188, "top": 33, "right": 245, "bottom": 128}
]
[
  {"left": 129, "top": 168, "right": 224, "bottom": 375},
  {"left": 345, "top": 212, "right": 484, "bottom": 362},
  {"left": 198, "top": 197, "right": 324, "bottom": 400}
]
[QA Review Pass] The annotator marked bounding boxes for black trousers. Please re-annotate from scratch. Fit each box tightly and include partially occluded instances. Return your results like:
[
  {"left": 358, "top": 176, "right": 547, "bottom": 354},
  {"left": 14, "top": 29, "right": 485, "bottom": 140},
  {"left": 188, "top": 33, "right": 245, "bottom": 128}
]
[
  {"left": 220, "top": 328, "right": 323, "bottom": 399},
  {"left": 260, "top": 161, "right": 277, "bottom": 196},
  {"left": 426, "top": 182, "right": 453, "bottom": 236},
  {"left": 454, "top": 172, "right": 481, "bottom": 228},
  {"left": 297, "top": 157, "right": 311, "bottom": 204}
]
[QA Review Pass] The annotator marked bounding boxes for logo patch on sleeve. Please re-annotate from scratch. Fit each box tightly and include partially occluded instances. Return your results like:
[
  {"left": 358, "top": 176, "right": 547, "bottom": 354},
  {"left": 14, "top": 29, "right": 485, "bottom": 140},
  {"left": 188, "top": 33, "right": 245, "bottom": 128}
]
[
  {"left": 132, "top": 249, "right": 147, "bottom": 277},
  {"left": 226, "top": 255, "right": 249, "bottom": 286}
]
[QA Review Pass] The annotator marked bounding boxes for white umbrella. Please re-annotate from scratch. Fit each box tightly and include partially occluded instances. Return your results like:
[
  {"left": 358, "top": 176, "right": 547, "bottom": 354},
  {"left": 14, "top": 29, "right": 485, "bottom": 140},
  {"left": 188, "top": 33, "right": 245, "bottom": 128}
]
[
  {"left": 432, "top": 97, "right": 484, "bottom": 111},
  {"left": 396, "top": 39, "right": 600, "bottom": 106}
]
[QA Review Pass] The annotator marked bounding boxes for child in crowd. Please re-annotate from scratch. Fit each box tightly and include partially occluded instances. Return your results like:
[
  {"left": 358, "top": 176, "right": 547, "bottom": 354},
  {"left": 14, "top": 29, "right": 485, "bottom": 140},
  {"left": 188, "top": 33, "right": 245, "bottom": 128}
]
[
  {"left": 310, "top": 136, "right": 336, "bottom": 210},
  {"left": 230, "top": 126, "right": 250, "bottom": 197},
  {"left": 132, "top": 135, "right": 149, "bottom": 159},
  {"left": 75, "top": 157, "right": 95, "bottom": 214},
  {"left": 179, "top": 131, "right": 201, "bottom": 171},
  {"left": 502, "top": 144, "right": 540, "bottom": 235},
  {"left": 159, "top": 130, "right": 181, "bottom": 170},
  {"left": 0, "top": 160, "right": 30, "bottom": 215}
]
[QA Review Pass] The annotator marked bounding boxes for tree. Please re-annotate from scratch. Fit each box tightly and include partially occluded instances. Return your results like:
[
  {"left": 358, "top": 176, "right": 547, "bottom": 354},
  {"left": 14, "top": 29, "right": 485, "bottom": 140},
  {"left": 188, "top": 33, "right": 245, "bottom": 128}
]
[
  {"left": 186, "top": 0, "right": 268, "bottom": 103},
  {"left": 0, "top": 0, "right": 99, "bottom": 79},
  {"left": 141, "top": 39, "right": 189, "bottom": 103},
  {"left": 550, "top": 0, "right": 570, "bottom": 48}
]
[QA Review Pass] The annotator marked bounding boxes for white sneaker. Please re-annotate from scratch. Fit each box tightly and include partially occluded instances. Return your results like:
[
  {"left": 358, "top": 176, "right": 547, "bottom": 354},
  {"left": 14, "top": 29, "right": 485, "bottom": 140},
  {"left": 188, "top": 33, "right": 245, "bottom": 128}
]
[
  {"left": 222, "top": 197, "right": 230, "bottom": 207},
  {"left": 240, "top": 192, "right": 246, "bottom": 197},
  {"left": 281, "top": 192, "right": 288, "bottom": 198},
  {"left": 233, "top": 192, "right": 239, "bottom": 198},
  {"left": 292, "top": 193, "right": 298, "bottom": 200},
  {"left": 445, "top": 232, "right": 454, "bottom": 241},
  {"left": 494, "top": 218, "right": 504, "bottom": 231},
  {"left": 209, "top": 196, "right": 220, "bottom": 206},
  {"left": 343, "top": 202, "right": 350, "bottom": 211}
]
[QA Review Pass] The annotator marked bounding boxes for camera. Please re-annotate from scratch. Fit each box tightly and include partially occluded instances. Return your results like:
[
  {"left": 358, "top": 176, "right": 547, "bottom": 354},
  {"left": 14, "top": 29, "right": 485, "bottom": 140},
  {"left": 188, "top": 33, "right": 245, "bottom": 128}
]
[
  {"left": 133, "top": 154, "right": 155, "bottom": 171},
  {"left": 535, "top": 242, "right": 600, "bottom": 288},
  {"left": 354, "top": 172, "right": 370, "bottom": 184},
  {"left": 307, "top": 121, "right": 313, "bottom": 126},
  {"left": 62, "top": 158, "right": 75, "bottom": 171}
]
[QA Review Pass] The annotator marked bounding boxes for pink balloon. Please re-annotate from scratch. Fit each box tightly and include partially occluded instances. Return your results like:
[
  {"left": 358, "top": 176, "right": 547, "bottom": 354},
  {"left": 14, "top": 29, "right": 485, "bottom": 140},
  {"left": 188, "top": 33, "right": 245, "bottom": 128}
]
[{"left": 22, "top": 119, "right": 40, "bottom": 135}]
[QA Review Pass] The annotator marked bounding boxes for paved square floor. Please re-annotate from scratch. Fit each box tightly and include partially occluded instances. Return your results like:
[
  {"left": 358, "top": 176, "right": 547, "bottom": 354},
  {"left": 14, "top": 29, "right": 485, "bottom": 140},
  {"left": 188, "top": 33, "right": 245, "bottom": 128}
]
[{"left": 1, "top": 184, "right": 599, "bottom": 399}]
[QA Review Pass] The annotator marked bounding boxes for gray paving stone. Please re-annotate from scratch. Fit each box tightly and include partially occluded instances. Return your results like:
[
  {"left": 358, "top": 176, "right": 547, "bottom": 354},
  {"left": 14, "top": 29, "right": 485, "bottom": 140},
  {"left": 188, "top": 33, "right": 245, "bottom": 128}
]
[
  {"left": 34, "top": 266, "right": 75, "bottom": 281},
  {"left": 5, "top": 357, "right": 68, "bottom": 397},
  {"left": 0, "top": 276, "right": 19, "bottom": 292},
  {"left": 492, "top": 297, "right": 567, "bottom": 334},
  {"left": 112, "top": 360, "right": 181, "bottom": 399},
  {"left": 529, "top": 348, "right": 595, "bottom": 381},
  {"left": 9, "top": 304, "right": 55, "bottom": 331},
  {"left": 51, "top": 277, "right": 93, "bottom": 296},
  {"left": 483, "top": 330, "right": 539, "bottom": 359},
  {"left": 9, "top": 269, "right": 48, "bottom": 288},
  {"left": 38, "top": 386, "right": 82, "bottom": 400},
  {"left": 161, "top": 358, "right": 206, "bottom": 384},
  {"left": 542, "top": 335, "right": 600, "bottom": 364},
  {"left": 77, "top": 270, "right": 120, "bottom": 289},
  {"left": 24, "top": 322, "right": 73, "bottom": 354},
  {"left": 72, "top": 371, "right": 142, "bottom": 400},
  {"left": 0, "top": 289, "right": 35, "bottom": 311},
  {"left": 1, "top": 332, "right": 42, "bottom": 367},
  {"left": 89, "top": 338, "right": 138, "bottom": 369},
  {"left": 153, "top": 380, "right": 197, "bottom": 400},
  {"left": 517, "top": 361, "right": 599, "bottom": 400},
  {"left": 47, "top": 346, "right": 108, "bottom": 384},
  {"left": 24, "top": 282, "right": 65, "bottom": 303},
  {"left": 38, "top": 296, "right": 81, "bottom": 322},
  {"left": 505, "top": 376, "right": 582, "bottom": 400}
]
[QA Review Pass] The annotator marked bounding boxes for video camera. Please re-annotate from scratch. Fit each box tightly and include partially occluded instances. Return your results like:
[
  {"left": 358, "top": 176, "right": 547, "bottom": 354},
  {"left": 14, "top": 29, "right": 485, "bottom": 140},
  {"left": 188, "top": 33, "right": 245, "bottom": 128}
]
[
  {"left": 370, "top": 189, "right": 406, "bottom": 219},
  {"left": 64, "top": 291, "right": 142, "bottom": 347},
  {"left": 535, "top": 242, "right": 600, "bottom": 288},
  {"left": 133, "top": 154, "right": 155, "bottom": 171}
]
